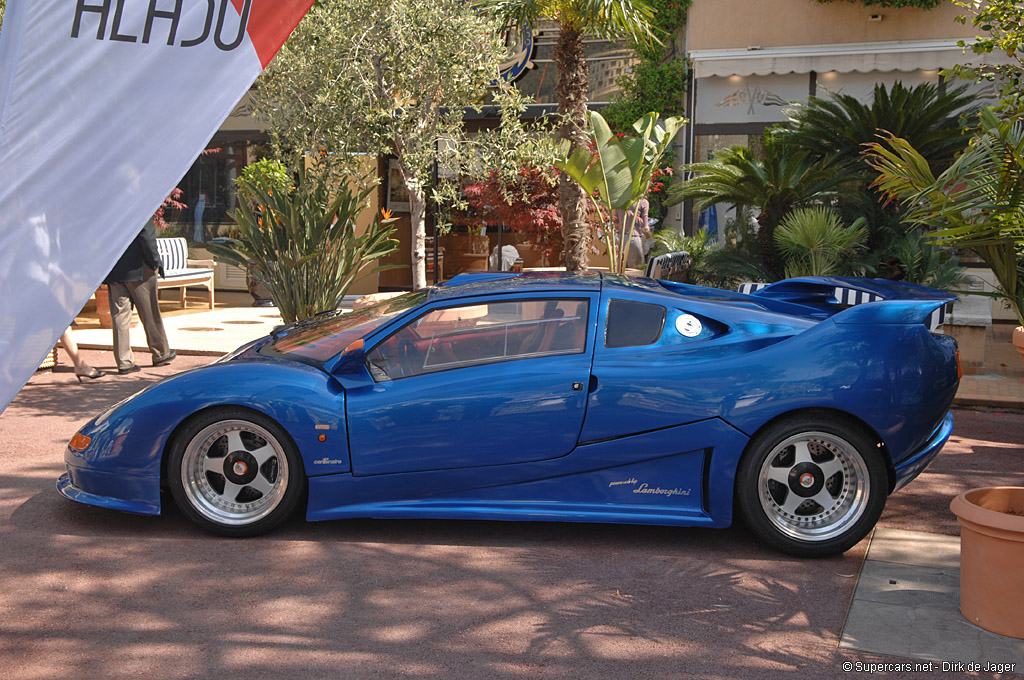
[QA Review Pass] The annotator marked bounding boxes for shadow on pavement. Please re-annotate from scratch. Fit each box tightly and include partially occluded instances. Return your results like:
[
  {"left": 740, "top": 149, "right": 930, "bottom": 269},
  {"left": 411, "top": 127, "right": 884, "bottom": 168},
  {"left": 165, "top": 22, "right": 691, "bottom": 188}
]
[{"left": 5, "top": 357, "right": 1021, "bottom": 679}]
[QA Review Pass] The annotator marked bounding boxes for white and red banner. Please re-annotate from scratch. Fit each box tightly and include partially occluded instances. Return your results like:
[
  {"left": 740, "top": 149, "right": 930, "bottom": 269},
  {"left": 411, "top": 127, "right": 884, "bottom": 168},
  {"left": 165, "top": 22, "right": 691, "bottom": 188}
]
[{"left": 0, "top": 0, "right": 314, "bottom": 412}]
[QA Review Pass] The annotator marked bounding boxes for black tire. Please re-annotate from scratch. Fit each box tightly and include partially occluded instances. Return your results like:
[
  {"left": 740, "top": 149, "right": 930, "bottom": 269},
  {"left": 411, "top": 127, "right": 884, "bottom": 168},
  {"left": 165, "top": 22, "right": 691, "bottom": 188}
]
[
  {"left": 735, "top": 415, "right": 887, "bottom": 558},
  {"left": 167, "top": 408, "right": 305, "bottom": 537}
]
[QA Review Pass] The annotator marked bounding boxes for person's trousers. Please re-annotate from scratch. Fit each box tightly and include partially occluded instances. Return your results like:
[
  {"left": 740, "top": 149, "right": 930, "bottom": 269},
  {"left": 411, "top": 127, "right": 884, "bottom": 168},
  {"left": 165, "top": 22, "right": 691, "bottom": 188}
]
[
  {"left": 627, "top": 235, "right": 645, "bottom": 268},
  {"left": 108, "top": 269, "right": 171, "bottom": 370}
]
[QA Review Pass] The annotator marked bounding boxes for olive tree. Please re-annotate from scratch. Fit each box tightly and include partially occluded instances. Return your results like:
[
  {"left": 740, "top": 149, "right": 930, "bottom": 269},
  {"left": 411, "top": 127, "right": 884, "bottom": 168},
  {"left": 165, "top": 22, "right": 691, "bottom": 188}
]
[
  {"left": 254, "top": 0, "right": 507, "bottom": 289},
  {"left": 952, "top": 0, "right": 1024, "bottom": 114},
  {"left": 481, "top": 0, "right": 658, "bottom": 271}
]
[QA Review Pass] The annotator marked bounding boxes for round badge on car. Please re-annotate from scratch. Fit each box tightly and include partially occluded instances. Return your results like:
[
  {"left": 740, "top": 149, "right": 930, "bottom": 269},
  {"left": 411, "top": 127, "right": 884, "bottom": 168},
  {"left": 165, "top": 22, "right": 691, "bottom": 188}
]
[{"left": 675, "top": 314, "right": 703, "bottom": 338}]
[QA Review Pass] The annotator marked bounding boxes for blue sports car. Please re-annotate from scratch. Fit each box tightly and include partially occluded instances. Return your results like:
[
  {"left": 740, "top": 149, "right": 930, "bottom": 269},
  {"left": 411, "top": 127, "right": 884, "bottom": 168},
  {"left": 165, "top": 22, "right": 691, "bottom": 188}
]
[{"left": 59, "top": 272, "right": 960, "bottom": 557}]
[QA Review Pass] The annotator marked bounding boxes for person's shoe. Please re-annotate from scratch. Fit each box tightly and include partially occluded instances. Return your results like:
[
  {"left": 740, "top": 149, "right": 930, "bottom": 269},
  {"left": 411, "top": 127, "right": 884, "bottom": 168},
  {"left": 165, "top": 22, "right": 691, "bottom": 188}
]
[
  {"left": 117, "top": 364, "right": 141, "bottom": 375},
  {"left": 153, "top": 350, "right": 177, "bottom": 367},
  {"left": 75, "top": 368, "right": 105, "bottom": 383}
]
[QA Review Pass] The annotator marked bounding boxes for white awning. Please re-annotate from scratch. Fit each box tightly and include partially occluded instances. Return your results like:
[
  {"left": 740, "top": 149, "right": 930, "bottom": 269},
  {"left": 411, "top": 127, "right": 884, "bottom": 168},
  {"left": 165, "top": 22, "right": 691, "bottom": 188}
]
[{"left": 690, "top": 39, "right": 1007, "bottom": 78}]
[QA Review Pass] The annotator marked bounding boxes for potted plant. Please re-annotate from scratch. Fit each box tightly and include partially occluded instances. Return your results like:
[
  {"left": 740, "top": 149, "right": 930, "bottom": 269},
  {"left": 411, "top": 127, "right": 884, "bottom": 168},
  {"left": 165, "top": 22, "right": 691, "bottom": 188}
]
[
  {"left": 463, "top": 166, "right": 564, "bottom": 269},
  {"left": 207, "top": 161, "right": 400, "bottom": 324},
  {"left": 871, "top": 109, "right": 1024, "bottom": 637},
  {"left": 950, "top": 487, "right": 1024, "bottom": 639}
]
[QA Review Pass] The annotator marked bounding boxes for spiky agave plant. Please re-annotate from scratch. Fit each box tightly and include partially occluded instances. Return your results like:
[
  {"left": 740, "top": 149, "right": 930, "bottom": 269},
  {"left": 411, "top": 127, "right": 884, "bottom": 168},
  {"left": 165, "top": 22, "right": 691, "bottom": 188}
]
[{"left": 208, "top": 164, "right": 400, "bottom": 324}]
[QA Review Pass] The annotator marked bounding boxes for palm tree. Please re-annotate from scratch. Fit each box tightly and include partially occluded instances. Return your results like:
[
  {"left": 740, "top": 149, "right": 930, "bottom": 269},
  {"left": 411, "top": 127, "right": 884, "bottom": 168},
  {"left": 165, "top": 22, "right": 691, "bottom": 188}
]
[
  {"left": 481, "top": 0, "right": 657, "bottom": 271},
  {"left": 774, "top": 206, "right": 867, "bottom": 279},
  {"left": 780, "top": 81, "right": 974, "bottom": 254},
  {"left": 868, "top": 108, "right": 1024, "bottom": 326},
  {"left": 782, "top": 81, "right": 973, "bottom": 170},
  {"left": 666, "top": 129, "right": 852, "bottom": 278}
]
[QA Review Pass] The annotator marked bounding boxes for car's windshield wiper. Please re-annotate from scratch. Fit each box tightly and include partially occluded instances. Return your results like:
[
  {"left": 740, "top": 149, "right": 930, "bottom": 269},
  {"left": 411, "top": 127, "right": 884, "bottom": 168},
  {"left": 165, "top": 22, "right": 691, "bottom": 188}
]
[{"left": 270, "top": 308, "right": 345, "bottom": 339}]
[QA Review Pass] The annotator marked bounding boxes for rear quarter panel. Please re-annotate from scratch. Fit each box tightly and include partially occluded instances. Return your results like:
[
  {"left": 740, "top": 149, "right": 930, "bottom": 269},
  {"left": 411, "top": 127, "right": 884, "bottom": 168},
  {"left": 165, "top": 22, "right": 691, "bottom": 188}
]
[{"left": 583, "top": 286, "right": 958, "bottom": 467}]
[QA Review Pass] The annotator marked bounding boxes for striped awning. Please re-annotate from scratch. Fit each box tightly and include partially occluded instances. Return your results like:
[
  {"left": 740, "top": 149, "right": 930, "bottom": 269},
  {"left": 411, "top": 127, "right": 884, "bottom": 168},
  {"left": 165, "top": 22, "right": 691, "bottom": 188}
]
[{"left": 689, "top": 39, "right": 1009, "bottom": 78}]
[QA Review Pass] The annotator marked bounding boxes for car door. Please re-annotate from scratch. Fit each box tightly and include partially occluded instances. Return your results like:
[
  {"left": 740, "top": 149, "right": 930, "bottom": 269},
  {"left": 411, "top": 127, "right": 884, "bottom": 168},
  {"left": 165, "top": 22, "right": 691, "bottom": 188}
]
[
  {"left": 345, "top": 293, "right": 598, "bottom": 476},
  {"left": 580, "top": 289, "right": 721, "bottom": 443}
]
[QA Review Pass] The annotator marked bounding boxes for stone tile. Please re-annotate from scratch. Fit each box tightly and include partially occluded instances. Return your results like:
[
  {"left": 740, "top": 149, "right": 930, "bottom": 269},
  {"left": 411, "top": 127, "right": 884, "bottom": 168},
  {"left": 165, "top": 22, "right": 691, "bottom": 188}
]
[
  {"left": 842, "top": 526, "right": 1024, "bottom": 670},
  {"left": 841, "top": 600, "right": 1024, "bottom": 668},
  {"left": 855, "top": 560, "right": 959, "bottom": 609},
  {"left": 869, "top": 527, "right": 960, "bottom": 570}
]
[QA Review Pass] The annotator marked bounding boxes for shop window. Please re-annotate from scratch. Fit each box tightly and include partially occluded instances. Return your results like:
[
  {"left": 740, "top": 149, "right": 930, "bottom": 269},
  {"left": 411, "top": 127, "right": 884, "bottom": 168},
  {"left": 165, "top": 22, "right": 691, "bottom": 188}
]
[
  {"left": 511, "top": 27, "right": 636, "bottom": 105},
  {"left": 160, "top": 143, "right": 249, "bottom": 244}
]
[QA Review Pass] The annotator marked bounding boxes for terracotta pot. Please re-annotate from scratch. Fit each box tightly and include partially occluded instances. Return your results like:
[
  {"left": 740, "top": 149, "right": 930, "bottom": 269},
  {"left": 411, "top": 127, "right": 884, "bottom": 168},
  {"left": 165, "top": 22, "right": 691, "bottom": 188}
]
[
  {"left": 950, "top": 487, "right": 1024, "bottom": 639},
  {"left": 1013, "top": 326, "right": 1024, "bottom": 365}
]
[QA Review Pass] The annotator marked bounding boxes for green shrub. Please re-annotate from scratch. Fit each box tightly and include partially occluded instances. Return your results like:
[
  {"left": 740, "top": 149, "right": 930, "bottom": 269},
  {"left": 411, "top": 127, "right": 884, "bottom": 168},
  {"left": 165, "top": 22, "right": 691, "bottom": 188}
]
[
  {"left": 208, "top": 165, "right": 400, "bottom": 324},
  {"left": 775, "top": 206, "right": 867, "bottom": 278}
]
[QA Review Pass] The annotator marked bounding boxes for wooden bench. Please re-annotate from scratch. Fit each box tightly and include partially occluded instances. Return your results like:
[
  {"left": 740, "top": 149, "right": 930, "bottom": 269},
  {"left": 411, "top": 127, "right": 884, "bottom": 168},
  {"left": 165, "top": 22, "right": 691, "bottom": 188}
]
[{"left": 156, "top": 237, "right": 215, "bottom": 309}]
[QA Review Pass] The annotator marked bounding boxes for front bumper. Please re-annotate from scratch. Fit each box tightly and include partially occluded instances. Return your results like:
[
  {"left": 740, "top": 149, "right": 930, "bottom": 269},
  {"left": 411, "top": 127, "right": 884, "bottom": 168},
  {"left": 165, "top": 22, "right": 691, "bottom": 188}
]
[
  {"left": 57, "top": 466, "right": 161, "bottom": 516},
  {"left": 891, "top": 411, "right": 954, "bottom": 493}
]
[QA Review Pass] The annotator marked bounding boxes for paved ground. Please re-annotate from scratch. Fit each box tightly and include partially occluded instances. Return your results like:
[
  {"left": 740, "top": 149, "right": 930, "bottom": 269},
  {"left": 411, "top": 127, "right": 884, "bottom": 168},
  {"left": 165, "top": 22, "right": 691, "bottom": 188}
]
[
  {"left": 70, "top": 291, "right": 285, "bottom": 356},
  {"left": 842, "top": 528, "right": 1024, "bottom": 668},
  {"left": 1, "top": 297, "right": 1021, "bottom": 678},
  {"left": 2, "top": 338, "right": 1022, "bottom": 678},
  {"left": 954, "top": 323, "right": 1024, "bottom": 410}
]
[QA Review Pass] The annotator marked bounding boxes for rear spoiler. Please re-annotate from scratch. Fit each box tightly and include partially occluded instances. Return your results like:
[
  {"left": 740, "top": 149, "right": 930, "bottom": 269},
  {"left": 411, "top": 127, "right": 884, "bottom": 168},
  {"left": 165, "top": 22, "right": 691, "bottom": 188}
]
[{"left": 748, "top": 276, "right": 955, "bottom": 328}]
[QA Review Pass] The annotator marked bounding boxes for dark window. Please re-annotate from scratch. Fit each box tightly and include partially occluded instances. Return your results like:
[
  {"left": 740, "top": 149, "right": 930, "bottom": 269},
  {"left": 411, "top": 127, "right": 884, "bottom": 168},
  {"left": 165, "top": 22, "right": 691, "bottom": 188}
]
[
  {"left": 367, "top": 298, "right": 589, "bottom": 381},
  {"left": 605, "top": 299, "right": 666, "bottom": 348}
]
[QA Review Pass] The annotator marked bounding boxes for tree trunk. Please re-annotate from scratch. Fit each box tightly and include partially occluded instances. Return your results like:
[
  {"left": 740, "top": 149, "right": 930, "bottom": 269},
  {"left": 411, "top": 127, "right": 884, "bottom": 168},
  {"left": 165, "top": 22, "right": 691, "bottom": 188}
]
[
  {"left": 554, "top": 25, "right": 590, "bottom": 272},
  {"left": 409, "top": 183, "right": 427, "bottom": 290},
  {"left": 756, "top": 209, "right": 784, "bottom": 280}
]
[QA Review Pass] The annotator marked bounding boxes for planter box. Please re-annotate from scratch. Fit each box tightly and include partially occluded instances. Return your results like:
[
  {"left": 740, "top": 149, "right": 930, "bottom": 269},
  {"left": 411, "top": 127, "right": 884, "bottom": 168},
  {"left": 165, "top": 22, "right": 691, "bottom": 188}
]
[{"left": 944, "top": 295, "right": 992, "bottom": 376}]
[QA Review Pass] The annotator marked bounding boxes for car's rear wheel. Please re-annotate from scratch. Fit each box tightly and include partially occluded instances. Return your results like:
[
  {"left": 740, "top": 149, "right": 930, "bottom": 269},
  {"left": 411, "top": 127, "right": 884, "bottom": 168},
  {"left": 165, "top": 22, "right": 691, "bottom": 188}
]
[
  {"left": 736, "top": 416, "right": 887, "bottom": 558},
  {"left": 168, "top": 408, "right": 304, "bottom": 537}
]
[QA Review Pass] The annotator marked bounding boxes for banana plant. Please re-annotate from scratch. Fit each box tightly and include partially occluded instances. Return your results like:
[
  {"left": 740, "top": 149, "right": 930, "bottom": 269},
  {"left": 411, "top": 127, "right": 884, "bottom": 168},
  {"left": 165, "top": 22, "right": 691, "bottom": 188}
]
[{"left": 556, "top": 111, "right": 685, "bottom": 273}]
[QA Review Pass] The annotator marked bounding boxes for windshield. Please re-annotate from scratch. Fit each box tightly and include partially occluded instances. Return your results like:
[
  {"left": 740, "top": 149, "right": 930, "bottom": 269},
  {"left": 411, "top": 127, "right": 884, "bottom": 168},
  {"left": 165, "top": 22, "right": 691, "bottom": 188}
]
[{"left": 266, "top": 290, "right": 428, "bottom": 364}]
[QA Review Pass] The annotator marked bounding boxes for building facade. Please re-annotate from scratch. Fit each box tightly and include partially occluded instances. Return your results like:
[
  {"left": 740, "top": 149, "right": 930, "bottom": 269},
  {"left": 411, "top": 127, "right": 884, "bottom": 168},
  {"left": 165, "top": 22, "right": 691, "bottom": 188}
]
[
  {"left": 169, "top": 1, "right": 1011, "bottom": 297},
  {"left": 683, "top": 0, "right": 1007, "bottom": 232}
]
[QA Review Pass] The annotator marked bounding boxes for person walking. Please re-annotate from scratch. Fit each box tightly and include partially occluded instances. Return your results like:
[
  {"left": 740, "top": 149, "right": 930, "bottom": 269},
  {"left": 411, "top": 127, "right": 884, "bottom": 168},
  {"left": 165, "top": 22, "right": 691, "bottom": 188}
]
[
  {"left": 105, "top": 221, "right": 176, "bottom": 374},
  {"left": 60, "top": 327, "right": 104, "bottom": 382},
  {"left": 615, "top": 196, "right": 651, "bottom": 269}
]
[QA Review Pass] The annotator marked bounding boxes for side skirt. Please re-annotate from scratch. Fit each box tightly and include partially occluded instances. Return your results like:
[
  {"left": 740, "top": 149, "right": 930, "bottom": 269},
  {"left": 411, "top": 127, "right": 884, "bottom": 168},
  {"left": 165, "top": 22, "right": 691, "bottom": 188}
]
[{"left": 306, "top": 418, "right": 749, "bottom": 529}]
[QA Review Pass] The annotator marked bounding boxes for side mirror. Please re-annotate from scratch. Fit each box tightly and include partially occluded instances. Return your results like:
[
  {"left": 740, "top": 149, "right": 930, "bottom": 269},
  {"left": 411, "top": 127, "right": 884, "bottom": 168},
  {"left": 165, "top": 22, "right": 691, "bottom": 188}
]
[{"left": 330, "top": 339, "right": 374, "bottom": 389}]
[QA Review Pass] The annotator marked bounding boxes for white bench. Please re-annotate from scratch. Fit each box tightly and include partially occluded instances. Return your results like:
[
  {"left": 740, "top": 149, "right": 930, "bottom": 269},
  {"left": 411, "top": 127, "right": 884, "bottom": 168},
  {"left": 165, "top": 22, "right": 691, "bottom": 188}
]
[
  {"left": 156, "top": 237, "right": 215, "bottom": 309},
  {"left": 646, "top": 251, "right": 692, "bottom": 282}
]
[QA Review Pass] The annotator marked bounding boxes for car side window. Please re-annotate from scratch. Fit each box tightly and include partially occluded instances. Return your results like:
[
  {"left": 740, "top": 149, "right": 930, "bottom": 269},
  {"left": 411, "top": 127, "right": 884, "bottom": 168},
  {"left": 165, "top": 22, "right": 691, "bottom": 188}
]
[
  {"left": 605, "top": 299, "right": 666, "bottom": 348},
  {"left": 366, "top": 298, "right": 589, "bottom": 381}
]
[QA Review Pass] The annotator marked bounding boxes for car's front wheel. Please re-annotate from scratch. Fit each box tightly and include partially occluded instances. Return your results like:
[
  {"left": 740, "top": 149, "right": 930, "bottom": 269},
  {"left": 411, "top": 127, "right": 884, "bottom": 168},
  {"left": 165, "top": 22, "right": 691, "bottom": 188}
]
[
  {"left": 168, "top": 408, "right": 305, "bottom": 537},
  {"left": 735, "top": 416, "right": 887, "bottom": 558}
]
